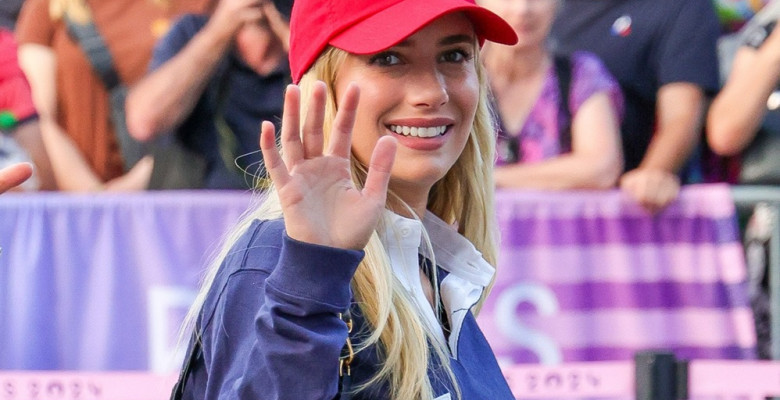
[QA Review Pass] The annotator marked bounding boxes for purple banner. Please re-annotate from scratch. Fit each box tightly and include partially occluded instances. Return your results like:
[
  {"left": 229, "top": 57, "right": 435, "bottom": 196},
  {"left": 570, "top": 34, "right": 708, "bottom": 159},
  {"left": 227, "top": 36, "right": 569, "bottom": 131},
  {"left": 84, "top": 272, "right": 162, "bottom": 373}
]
[
  {"left": 0, "top": 185, "right": 756, "bottom": 372},
  {"left": 0, "top": 191, "right": 251, "bottom": 371},
  {"left": 477, "top": 184, "right": 757, "bottom": 365}
]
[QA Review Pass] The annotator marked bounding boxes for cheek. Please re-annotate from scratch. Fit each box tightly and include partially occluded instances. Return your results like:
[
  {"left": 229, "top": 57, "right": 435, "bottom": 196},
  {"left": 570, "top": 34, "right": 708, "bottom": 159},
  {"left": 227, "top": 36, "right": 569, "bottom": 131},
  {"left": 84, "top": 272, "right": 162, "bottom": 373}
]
[
  {"left": 336, "top": 78, "right": 390, "bottom": 165},
  {"left": 349, "top": 124, "right": 379, "bottom": 166},
  {"left": 454, "top": 73, "right": 480, "bottom": 127},
  {"left": 348, "top": 91, "right": 383, "bottom": 166}
]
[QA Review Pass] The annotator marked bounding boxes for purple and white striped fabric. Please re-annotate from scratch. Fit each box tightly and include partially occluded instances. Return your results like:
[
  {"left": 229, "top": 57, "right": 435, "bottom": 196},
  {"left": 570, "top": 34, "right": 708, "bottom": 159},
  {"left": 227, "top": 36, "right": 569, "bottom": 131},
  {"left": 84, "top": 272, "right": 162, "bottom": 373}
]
[{"left": 478, "top": 184, "right": 757, "bottom": 365}]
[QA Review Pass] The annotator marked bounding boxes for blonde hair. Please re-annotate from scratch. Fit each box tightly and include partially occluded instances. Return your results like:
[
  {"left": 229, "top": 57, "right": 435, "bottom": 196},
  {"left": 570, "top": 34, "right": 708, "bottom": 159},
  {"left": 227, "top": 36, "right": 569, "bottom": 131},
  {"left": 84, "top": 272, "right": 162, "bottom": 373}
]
[
  {"left": 49, "top": 0, "right": 90, "bottom": 23},
  {"left": 181, "top": 43, "right": 499, "bottom": 400}
]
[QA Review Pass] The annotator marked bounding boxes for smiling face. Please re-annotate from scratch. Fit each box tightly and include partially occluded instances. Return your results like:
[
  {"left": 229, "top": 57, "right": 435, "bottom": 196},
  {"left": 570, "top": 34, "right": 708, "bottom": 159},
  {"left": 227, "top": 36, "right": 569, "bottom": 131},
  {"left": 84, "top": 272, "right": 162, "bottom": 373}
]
[{"left": 334, "top": 12, "right": 480, "bottom": 211}]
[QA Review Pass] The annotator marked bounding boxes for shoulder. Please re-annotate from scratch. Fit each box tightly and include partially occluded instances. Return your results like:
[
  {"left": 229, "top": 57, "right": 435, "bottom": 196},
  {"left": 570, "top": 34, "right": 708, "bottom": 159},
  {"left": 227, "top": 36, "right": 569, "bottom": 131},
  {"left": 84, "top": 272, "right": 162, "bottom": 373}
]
[
  {"left": 15, "top": 0, "right": 54, "bottom": 46},
  {"left": 569, "top": 51, "right": 618, "bottom": 85},
  {"left": 221, "top": 218, "right": 286, "bottom": 275},
  {"left": 149, "top": 13, "right": 208, "bottom": 69},
  {"left": 159, "top": 13, "right": 208, "bottom": 48},
  {"left": 167, "top": 13, "right": 209, "bottom": 37},
  {"left": 662, "top": 0, "right": 719, "bottom": 28},
  {"left": 570, "top": 51, "right": 605, "bottom": 71},
  {"left": 567, "top": 51, "right": 624, "bottom": 116},
  {"left": 198, "top": 218, "right": 284, "bottom": 329}
]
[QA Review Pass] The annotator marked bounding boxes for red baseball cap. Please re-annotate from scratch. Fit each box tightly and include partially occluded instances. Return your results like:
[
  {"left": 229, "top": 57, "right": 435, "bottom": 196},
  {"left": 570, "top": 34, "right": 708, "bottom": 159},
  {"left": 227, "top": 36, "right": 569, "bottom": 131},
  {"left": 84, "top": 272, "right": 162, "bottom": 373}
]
[{"left": 288, "top": 0, "right": 518, "bottom": 83}]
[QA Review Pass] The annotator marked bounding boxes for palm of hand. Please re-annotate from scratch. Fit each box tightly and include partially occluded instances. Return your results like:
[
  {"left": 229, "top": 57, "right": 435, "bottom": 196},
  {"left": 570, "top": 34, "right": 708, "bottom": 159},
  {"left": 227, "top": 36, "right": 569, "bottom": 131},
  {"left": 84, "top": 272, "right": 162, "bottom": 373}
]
[{"left": 260, "top": 82, "right": 397, "bottom": 250}]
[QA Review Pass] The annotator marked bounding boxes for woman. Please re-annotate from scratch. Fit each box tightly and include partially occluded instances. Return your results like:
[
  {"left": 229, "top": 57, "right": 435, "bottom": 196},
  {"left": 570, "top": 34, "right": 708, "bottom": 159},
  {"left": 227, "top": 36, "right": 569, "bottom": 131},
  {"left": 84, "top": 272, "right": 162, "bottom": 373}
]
[
  {"left": 480, "top": 0, "right": 624, "bottom": 190},
  {"left": 15, "top": 0, "right": 211, "bottom": 190},
  {"left": 172, "top": 0, "right": 518, "bottom": 399}
]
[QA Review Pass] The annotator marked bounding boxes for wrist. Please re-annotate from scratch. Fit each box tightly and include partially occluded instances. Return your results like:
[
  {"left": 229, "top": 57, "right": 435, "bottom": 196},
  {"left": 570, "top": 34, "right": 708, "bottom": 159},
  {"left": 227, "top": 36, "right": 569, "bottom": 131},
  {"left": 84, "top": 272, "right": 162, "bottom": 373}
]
[{"left": 199, "top": 21, "right": 237, "bottom": 53}]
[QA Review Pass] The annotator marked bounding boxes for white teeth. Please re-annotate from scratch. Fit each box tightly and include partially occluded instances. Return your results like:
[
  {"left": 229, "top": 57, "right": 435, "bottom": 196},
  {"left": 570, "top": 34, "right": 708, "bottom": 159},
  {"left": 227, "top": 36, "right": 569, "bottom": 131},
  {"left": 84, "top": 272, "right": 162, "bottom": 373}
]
[{"left": 390, "top": 125, "right": 447, "bottom": 138}]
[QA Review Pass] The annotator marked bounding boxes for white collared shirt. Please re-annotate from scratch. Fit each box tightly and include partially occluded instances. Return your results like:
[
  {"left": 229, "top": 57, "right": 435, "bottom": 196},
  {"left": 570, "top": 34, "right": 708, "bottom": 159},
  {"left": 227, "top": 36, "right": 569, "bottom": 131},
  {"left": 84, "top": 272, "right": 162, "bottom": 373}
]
[{"left": 377, "top": 210, "right": 495, "bottom": 358}]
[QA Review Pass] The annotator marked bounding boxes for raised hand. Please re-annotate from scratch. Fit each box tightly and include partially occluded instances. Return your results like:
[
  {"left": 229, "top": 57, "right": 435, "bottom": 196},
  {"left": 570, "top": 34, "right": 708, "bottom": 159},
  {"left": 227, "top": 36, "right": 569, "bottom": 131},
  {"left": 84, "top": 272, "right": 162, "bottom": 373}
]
[
  {"left": 207, "top": 0, "right": 266, "bottom": 40},
  {"left": 620, "top": 167, "right": 680, "bottom": 213},
  {"left": 260, "top": 82, "right": 397, "bottom": 250}
]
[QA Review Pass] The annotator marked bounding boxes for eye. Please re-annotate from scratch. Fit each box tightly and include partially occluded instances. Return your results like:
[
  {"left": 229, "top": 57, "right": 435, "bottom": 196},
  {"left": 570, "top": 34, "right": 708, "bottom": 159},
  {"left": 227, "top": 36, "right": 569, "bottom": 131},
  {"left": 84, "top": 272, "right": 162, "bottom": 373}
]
[
  {"left": 369, "top": 52, "right": 402, "bottom": 66},
  {"left": 440, "top": 48, "right": 473, "bottom": 63}
]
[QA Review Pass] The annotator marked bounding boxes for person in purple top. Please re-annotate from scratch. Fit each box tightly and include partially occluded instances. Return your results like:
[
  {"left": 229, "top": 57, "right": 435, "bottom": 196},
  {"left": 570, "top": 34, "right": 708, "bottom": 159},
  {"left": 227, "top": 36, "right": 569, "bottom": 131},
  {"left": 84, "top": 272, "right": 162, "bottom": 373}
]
[
  {"left": 481, "top": 0, "right": 624, "bottom": 190},
  {"left": 170, "top": 0, "right": 521, "bottom": 399}
]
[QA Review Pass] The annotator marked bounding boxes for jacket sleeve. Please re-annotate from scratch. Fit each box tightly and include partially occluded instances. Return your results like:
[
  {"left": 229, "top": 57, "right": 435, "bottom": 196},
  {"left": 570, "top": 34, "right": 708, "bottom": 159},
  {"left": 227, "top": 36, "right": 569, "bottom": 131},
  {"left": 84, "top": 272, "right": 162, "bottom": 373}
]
[{"left": 199, "top": 220, "right": 363, "bottom": 399}]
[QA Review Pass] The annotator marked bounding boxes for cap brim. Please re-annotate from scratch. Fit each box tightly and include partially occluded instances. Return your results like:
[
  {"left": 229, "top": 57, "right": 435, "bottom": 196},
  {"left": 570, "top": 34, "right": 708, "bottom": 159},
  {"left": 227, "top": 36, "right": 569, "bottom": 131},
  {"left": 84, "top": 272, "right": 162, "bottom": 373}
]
[{"left": 329, "top": 0, "right": 518, "bottom": 54}]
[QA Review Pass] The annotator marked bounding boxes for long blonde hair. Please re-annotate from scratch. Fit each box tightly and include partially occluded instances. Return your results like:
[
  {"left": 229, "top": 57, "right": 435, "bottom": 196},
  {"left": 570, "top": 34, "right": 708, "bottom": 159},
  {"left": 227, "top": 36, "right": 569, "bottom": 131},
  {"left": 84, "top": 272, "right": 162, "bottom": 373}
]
[{"left": 181, "top": 43, "right": 499, "bottom": 400}]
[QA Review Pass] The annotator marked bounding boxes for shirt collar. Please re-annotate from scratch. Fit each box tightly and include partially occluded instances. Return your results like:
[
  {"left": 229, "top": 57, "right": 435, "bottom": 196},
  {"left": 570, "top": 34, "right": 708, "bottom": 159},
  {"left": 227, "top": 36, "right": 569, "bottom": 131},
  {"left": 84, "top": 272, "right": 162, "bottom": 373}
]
[{"left": 377, "top": 210, "right": 495, "bottom": 290}]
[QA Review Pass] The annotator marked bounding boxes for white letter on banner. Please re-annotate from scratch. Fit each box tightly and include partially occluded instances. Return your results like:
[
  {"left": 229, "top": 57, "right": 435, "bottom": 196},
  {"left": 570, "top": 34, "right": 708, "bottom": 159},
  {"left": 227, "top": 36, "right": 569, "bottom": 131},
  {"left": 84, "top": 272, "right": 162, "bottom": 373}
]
[
  {"left": 494, "top": 283, "right": 562, "bottom": 364},
  {"left": 148, "top": 286, "right": 197, "bottom": 373}
]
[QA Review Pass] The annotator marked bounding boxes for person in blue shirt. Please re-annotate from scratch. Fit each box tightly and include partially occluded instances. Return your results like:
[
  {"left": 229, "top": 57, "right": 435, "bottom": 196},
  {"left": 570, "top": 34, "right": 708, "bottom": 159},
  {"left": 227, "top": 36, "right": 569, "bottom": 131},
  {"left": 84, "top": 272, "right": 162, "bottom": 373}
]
[
  {"left": 550, "top": 0, "right": 720, "bottom": 212},
  {"left": 126, "top": 0, "right": 292, "bottom": 189},
  {"left": 170, "top": 0, "right": 520, "bottom": 399}
]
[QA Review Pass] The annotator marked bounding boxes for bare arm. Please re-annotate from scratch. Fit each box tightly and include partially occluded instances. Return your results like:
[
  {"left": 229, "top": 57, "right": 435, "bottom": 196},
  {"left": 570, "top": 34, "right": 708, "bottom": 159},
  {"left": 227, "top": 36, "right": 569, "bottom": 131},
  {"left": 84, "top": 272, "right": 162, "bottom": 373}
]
[
  {"left": 18, "top": 44, "right": 153, "bottom": 191},
  {"left": 494, "top": 91, "right": 623, "bottom": 190},
  {"left": 707, "top": 28, "right": 780, "bottom": 155},
  {"left": 17, "top": 43, "right": 104, "bottom": 190},
  {"left": 125, "top": 0, "right": 264, "bottom": 141},
  {"left": 12, "top": 120, "right": 56, "bottom": 190},
  {"left": 620, "top": 82, "right": 706, "bottom": 212}
]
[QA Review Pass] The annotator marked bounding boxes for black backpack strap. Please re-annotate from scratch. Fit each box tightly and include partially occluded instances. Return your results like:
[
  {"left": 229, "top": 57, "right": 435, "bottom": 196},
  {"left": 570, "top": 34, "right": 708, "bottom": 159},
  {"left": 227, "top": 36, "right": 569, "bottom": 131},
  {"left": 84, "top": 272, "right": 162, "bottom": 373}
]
[
  {"left": 169, "top": 332, "right": 203, "bottom": 400},
  {"left": 63, "top": 12, "right": 145, "bottom": 170},
  {"left": 553, "top": 55, "right": 573, "bottom": 154},
  {"left": 63, "top": 15, "right": 121, "bottom": 90}
]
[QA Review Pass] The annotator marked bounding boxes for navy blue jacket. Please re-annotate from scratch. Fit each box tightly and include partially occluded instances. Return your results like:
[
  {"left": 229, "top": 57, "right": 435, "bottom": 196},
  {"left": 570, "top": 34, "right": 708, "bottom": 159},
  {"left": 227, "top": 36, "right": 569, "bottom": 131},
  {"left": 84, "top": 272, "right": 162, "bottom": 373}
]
[{"left": 179, "top": 218, "right": 514, "bottom": 399}]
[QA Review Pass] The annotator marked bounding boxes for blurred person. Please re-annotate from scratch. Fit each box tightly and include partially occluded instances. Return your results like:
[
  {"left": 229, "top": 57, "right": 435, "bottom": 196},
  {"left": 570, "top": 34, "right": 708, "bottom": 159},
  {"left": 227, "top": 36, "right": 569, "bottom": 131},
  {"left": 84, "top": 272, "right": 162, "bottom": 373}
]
[
  {"left": 707, "top": 0, "right": 780, "bottom": 157},
  {"left": 480, "top": 0, "right": 623, "bottom": 190},
  {"left": 550, "top": 0, "right": 721, "bottom": 212},
  {"left": 15, "top": 0, "right": 212, "bottom": 191},
  {"left": 125, "top": 0, "right": 291, "bottom": 190},
  {"left": 168, "top": 0, "right": 522, "bottom": 398},
  {"left": 706, "top": 0, "right": 780, "bottom": 360},
  {"left": 0, "top": 162, "right": 32, "bottom": 194},
  {"left": 0, "top": 27, "right": 56, "bottom": 191}
]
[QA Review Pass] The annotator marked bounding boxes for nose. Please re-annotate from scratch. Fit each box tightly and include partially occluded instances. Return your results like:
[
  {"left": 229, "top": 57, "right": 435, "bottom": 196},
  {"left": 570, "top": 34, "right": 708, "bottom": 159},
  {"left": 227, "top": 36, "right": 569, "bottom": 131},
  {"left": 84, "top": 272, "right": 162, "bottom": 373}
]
[{"left": 406, "top": 67, "right": 449, "bottom": 109}]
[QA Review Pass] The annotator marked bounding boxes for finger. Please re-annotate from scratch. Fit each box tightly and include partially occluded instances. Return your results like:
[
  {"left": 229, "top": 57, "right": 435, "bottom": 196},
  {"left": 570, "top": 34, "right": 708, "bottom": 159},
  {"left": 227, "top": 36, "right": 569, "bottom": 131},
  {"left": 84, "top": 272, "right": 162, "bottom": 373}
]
[
  {"left": 327, "top": 83, "right": 360, "bottom": 159},
  {"left": 242, "top": 9, "right": 265, "bottom": 24},
  {"left": 0, "top": 163, "right": 33, "bottom": 193},
  {"left": 259, "top": 120, "right": 290, "bottom": 187},
  {"left": 362, "top": 135, "right": 397, "bottom": 202},
  {"left": 302, "top": 81, "right": 326, "bottom": 159},
  {"left": 280, "top": 85, "right": 304, "bottom": 167}
]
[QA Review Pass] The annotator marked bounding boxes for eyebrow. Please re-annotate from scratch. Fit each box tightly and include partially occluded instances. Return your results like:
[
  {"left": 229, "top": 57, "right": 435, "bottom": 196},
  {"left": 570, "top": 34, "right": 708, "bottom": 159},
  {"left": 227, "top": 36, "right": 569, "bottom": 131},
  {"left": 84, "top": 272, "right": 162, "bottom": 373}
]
[{"left": 395, "top": 33, "right": 477, "bottom": 48}]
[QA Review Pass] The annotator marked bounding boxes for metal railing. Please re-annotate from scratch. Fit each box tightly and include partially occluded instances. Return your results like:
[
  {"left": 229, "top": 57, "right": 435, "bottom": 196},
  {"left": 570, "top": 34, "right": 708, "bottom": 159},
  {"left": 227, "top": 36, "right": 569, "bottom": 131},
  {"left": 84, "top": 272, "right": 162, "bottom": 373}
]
[{"left": 731, "top": 185, "right": 780, "bottom": 360}]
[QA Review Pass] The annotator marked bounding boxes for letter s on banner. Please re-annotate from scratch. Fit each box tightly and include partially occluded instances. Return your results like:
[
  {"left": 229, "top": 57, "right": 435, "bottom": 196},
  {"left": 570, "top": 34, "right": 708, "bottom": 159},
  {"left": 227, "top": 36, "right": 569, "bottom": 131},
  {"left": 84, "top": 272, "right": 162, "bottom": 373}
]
[{"left": 494, "top": 283, "right": 562, "bottom": 364}]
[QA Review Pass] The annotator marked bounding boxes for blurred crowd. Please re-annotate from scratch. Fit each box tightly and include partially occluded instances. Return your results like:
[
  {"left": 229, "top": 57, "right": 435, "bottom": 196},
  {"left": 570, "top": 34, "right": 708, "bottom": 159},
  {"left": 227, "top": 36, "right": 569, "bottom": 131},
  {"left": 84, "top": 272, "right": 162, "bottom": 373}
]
[
  {"left": 1, "top": 0, "right": 775, "bottom": 208},
  {"left": 0, "top": 0, "right": 778, "bottom": 358},
  {"left": 0, "top": 0, "right": 774, "bottom": 201}
]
